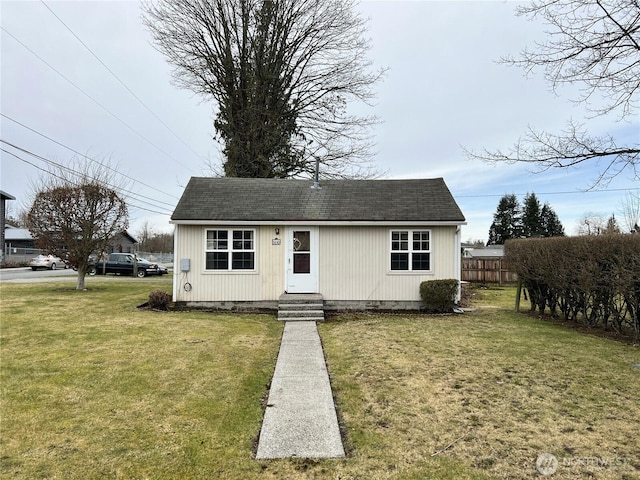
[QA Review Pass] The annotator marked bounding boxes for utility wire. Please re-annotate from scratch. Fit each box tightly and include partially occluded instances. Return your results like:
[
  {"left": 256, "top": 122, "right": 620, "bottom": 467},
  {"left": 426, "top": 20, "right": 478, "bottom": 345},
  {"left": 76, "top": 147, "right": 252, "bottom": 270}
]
[
  {"left": 0, "top": 148, "right": 68, "bottom": 183},
  {"left": 455, "top": 186, "right": 640, "bottom": 198},
  {"left": 2, "top": 148, "right": 171, "bottom": 216},
  {"left": 1, "top": 113, "right": 179, "bottom": 202},
  {"left": 1, "top": 140, "right": 174, "bottom": 215},
  {"left": 1, "top": 139, "right": 174, "bottom": 213},
  {"left": 0, "top": 25, "right": 198, "bottom": 175},
  {"left": 39, "top": 0, "right": 208, "bottom": 165}
]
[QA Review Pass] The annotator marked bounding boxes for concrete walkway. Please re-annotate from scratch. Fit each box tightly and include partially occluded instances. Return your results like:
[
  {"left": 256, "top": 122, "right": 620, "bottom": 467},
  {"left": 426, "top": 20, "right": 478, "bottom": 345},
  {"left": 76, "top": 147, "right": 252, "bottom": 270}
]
[{"left": 255, "top": 321, "right": 345, "bottom": 459}]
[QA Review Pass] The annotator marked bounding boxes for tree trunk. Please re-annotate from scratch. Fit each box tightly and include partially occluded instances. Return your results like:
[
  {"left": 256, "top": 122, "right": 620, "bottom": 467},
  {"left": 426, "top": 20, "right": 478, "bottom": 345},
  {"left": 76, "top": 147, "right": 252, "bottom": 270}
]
[{"left": 76, "top": 266, "right": 86, "bottom": 290}]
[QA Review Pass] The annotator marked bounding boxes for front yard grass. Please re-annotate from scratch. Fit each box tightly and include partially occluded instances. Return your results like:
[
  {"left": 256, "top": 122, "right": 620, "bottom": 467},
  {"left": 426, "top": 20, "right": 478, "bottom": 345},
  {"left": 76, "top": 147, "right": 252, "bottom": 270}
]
[
  {"left": 0, "top": 278, "right": 283, "bottom": 479},
  {"left": 1, "top": 281, "right": 639, "bottom": 479},
  {"left": 319, "top": 286, "right": 640, "bottom": 480}
]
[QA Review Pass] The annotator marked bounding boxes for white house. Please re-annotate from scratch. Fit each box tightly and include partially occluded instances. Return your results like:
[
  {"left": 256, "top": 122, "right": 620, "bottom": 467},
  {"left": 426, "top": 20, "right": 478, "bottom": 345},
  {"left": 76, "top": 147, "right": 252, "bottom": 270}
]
[{"left": 170, "top": 177, "right": 466, "bottom": 310}]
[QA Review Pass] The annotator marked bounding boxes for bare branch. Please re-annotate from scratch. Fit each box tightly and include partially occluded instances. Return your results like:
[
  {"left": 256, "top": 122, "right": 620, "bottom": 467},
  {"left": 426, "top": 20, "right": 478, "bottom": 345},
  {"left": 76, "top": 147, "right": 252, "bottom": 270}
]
[
  {"left": 142, "top": 0, "right": 386, "bottom": 179},
  {"left": 619, "top": 191, "right": 640, "bottom": 232},
  {"left": 467, "top": 0, "right": 640, "bottom": 187},
  {"left": 505, "top": 0, "right": 640, "bottom": 119},
  {"left": 464, "top": 120, "right": 639, "bottom": 187}
]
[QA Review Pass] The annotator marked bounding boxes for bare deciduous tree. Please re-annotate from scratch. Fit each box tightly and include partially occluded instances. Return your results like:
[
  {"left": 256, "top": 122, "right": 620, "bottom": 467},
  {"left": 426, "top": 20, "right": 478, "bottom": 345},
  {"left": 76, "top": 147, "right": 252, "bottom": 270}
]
[
  {"left": 619, "top": 191, "right": 640, "bottom": 232},
  {"left": 465, "top": 0, "right": 640, "bottom": 185},
  {"left": 576, "top": 212, "right": 608, "bottom": 236},
  {"left": 142, "top": 0, "right": 384, "bottom": 179},
  {"left": 136, "top": 221, "right": 174, "bottom": 252},
  {"left": 25, "top": 159, "right": 128, "bottom": 290}
]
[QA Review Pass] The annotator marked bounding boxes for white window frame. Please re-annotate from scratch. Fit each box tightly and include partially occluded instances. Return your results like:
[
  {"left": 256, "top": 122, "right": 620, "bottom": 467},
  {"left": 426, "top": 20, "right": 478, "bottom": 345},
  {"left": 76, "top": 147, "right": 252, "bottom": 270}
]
[
  {"left": 205, "top": 228, "right": 256, "bottom": 271},
  {"left": 389, "top": 229, "right": 432, "bottom": 272}
]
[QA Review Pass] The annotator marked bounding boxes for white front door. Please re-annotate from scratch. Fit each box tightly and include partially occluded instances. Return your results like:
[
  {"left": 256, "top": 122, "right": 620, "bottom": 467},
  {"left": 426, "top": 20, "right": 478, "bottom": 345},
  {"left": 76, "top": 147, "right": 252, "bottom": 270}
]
[{"left": 285, "top": 226, "right": 319, "bottom": 293}]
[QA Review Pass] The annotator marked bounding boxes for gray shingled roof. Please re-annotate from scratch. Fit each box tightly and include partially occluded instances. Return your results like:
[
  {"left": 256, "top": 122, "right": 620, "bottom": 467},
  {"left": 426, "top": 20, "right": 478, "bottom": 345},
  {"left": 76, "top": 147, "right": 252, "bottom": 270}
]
[{"left": 171, "top": 177, "right": 466, "bottom": 223}]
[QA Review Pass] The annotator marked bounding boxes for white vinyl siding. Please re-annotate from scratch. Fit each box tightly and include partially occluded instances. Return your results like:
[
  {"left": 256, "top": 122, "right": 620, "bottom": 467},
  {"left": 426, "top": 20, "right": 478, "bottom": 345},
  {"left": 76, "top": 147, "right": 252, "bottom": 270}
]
[
  {"left": 319, "top": 226, "right": 458, "bottom": 301},
  {"left": 173, "top": 225, "right": 284, "bottom": 302},
  {"left": 173, "top": 224, "right": 460, "bottom": 303}
]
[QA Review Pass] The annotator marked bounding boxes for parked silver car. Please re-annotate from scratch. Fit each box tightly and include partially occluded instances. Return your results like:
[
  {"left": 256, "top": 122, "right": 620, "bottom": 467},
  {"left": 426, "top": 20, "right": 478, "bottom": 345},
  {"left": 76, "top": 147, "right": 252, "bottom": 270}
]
[{"left": 29, "top": 254, "right": 66, "bottom": 270}]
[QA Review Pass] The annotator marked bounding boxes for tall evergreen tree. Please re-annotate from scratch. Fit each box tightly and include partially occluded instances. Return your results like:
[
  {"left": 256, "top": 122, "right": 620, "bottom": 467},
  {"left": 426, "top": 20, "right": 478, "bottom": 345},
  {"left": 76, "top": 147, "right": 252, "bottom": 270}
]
[
  {"left": 488, "top": 194, "right": 522, "bottom": 245},
  {"left": 522, "top": 192, "right": 544, "bottom": 237},
  {"left": 540, "top": 202, "right": 565, "bottom": 237}
]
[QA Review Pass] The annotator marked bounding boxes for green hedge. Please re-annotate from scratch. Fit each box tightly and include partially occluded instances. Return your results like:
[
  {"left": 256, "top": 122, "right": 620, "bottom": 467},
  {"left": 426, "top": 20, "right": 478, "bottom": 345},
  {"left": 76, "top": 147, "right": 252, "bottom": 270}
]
[
  {"left": 505, "top": 235, "right": 640, "bottom": 337},
  {"left": 420, "top": 279, "right": 459, "bottom": 313}
]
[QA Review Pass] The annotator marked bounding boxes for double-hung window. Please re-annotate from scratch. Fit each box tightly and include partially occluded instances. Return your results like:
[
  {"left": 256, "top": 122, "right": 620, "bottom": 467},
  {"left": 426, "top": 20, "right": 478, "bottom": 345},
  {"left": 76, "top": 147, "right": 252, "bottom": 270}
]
[
  {"left": 390, "top": 230, "right": 431, "bottom": 271},
  {"left": 206, "top": 229, "right": 255, "bottom": 271}
]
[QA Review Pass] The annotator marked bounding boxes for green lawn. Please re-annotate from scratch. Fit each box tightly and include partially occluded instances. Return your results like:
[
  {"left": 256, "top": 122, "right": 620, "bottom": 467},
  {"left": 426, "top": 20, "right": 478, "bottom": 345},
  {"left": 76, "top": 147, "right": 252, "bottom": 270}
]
[
  {"left": 0, "top": 278, "right": 282, "bottom": 479},
  {"left": 319, "top": 288, "right": 640, "bottom": 479},
  {"left": 1, "top": 280, "right": 639, "bottom": 479}
]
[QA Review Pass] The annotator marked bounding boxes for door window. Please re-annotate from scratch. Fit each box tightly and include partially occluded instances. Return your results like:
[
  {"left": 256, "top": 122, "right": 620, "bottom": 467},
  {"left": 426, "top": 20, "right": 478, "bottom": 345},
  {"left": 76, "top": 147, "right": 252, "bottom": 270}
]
[{"left": 293, "top": 231, "right": 311, "bottom": 274}]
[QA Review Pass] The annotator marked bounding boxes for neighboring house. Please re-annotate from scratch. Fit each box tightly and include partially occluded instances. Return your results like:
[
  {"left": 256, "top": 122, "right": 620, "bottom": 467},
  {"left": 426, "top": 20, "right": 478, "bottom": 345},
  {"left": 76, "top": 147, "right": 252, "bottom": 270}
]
[
  {"left": 4, "top": 225, "right": 36, "bottom": 251},
  {"left": 1, "top": 191, "right": 16, "bottom": 264},
  {"left": 3, "top": 226, "right": 37, "bottom": 265},
  {"left": 106, "top": 231, "right": 138, "bottom": 254},
  {"left": 171, "top": 177, "right": 466, "bottom": 310},
  {"left": 463, "top": 244, "right": 505, "bottom": 259},
  {"left": 4, "top": 227, "right": 137, "bottom": 257}
]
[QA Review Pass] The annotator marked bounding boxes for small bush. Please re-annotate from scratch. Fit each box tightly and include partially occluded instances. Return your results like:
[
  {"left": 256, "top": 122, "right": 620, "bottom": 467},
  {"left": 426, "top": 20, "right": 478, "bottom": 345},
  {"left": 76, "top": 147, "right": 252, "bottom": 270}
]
[
  {"left": 420, "top": 279, "right": 459, "bottom": 313},
  {"left": 148, "top": 289, "right": 172, "bottom": 311}
]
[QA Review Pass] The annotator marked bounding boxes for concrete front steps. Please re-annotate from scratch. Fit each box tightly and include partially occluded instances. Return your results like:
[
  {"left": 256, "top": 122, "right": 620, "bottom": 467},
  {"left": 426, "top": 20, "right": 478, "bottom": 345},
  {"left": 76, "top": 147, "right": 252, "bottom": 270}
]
[{"left": 278, "top": 293, "right": 325, "bottom": 322}]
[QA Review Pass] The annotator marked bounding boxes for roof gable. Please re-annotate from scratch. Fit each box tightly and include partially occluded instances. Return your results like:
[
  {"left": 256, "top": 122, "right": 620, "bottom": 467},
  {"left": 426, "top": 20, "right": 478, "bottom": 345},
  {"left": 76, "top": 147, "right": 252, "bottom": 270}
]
[
  {"left": 171, "top": 177, "right": 465, "bottom": 224},
  {"left": 4, "top": 226, "right": 33, "bottom": 241}
]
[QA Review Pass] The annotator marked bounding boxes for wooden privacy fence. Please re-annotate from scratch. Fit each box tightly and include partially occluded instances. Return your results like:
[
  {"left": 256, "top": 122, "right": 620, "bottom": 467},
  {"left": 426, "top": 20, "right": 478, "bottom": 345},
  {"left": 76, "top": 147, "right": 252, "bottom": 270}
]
[{"left": 461, "top": 257, "right": 518, "bottom": 285}]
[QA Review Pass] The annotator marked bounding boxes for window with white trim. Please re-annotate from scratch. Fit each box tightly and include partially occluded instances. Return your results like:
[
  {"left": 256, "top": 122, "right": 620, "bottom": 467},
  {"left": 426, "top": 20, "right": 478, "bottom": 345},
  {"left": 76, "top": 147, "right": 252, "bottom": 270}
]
[
  {"left": 390, "top": 230, "right": 431, "bottom": 271},
  {"left": 205, "top": 229, "right": 255, "bottom": 270}
]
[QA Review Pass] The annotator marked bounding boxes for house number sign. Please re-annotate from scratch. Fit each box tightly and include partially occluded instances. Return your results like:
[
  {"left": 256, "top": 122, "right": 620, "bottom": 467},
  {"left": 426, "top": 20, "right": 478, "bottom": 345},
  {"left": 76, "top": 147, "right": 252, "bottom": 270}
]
[{"left": 272, "top": 238, "right": 281, "bottom": 245}]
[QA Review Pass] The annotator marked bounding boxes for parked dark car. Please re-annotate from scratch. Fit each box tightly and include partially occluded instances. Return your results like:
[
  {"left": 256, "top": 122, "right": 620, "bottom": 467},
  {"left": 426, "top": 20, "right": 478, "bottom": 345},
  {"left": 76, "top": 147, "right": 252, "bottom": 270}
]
[{"left": 88, "top": 253, "right": 167, "bottom": 278}]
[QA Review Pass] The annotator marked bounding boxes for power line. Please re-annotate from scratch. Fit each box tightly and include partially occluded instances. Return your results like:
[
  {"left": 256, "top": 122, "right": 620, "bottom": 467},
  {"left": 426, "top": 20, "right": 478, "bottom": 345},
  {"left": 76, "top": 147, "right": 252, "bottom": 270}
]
[
  {"left": 2, "top": 144, "right": 172, "bottom": 215},
  {"left": 0, "top": 25, "right": 198, "bottom": 175},
  {"left": 0, "top": 148, "right": 67, "bottom": 182},
  {"left": 0, "top": 113, "right": 179, "bottom": 203},
  {"left": 1, "top": 141, "right": 174, "bottom": 215},
  {"left": 454, "top": 187, "right": 640, "bottom": 198},
  {"left": 2, "top": 147, "right": 172, "bottom": 216},
  {"left": 2, "top": 148, "right": 171, "bottom": 216},
  {"left": 39, "top": 0, "right": 208, "bottom": 165},
  {"left": 1, "top": 139, "right": 174, "bottom": 213}
]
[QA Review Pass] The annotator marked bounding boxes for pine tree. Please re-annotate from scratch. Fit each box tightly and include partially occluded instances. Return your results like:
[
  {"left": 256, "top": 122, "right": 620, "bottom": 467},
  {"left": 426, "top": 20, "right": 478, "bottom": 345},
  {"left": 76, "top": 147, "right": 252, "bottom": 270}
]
[
  {"left": 603, "top": 214, "right": 622, "bottom": 235},
  {"left": 488, "top": 194, "right": 565, "bottom": 244},
  {"left": 488, "top": 194, "right": 522, "bottom": 245},
  {"left": 522, "top": 192, "right": 544, "bottom": 237},
  {"left": 540, "top": 202, "right": 565, "bottom": 237}
]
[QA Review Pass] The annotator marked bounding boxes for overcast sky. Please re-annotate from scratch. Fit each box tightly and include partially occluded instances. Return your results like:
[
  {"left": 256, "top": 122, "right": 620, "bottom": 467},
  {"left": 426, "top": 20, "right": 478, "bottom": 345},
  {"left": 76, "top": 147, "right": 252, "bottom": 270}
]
[{"left": 1, "top": 1, "right": 638, "bottom": 242}]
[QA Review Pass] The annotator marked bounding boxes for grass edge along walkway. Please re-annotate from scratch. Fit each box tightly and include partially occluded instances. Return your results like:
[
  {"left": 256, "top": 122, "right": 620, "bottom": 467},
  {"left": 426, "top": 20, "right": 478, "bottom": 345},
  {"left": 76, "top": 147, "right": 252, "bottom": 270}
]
[{"left": 255, "top": 321, "right": 345, "bottom": 459}]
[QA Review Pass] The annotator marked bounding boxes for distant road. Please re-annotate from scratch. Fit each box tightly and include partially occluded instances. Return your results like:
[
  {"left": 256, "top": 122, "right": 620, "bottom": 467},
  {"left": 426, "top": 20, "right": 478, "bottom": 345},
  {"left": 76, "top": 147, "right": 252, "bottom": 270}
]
[
  {"left": 0, "top": 267, "right": 172, "bottom": 283},
  {"left": 0, "top": 267, "right": 77, "bottom": 283}
]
